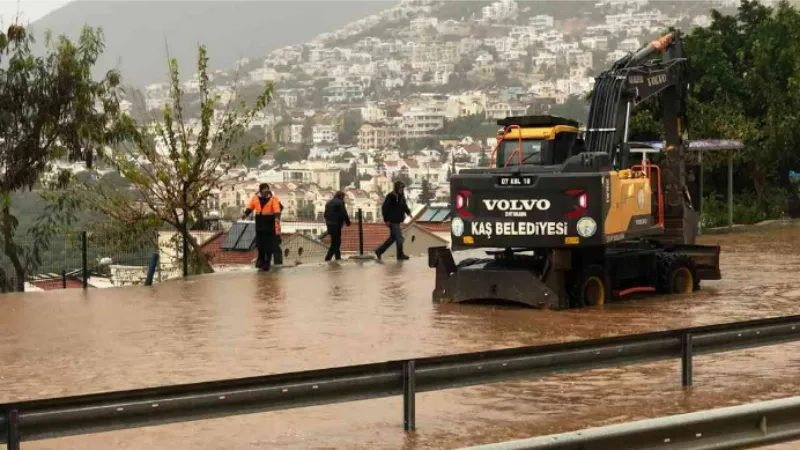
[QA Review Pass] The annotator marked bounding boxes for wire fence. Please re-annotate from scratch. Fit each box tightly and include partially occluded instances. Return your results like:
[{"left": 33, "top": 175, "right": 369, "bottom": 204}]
[{"left": 2, "top": 209, "right": 392, "bottom": 293}]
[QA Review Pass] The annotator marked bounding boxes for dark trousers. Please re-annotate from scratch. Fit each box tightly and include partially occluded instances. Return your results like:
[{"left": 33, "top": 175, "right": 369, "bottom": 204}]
[
  {"left": 325, "top": 224, "right": 342, "bottom": 261},
  {"left": 256, "top": 232, "right": 274, "bottom": 269},
  {"left": 376, "top": 223, "right": 404, "bottom": 256},
  {"left": 273, "top": 235, "right": 283, "bottom": 265}
]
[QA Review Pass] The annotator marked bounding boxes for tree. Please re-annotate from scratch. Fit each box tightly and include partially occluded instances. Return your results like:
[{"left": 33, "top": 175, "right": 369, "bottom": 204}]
[
  {"left": 373, "top": 150, "right": 386, "bottom": 175},
  {"left": 392, "top": 171, "right": 412, "bottom": 189},
  {"left": 550, "top": 94, "right": 590, "bottom": 125},
  {"left": 628, "top": 0, "right": 800, "bottom": 221},
  {"left": 82, "top": 45, "right": 272, "bottom": 275},
  {"left": 479, "top": 147, "right": 489, "bottom": 167},
  {"left": 338, "top": 110, "right": 362, "bottom": 146},
  {"left": 298, "top": 204, "right": 315, "bottom": 221},
  {"left": 419, "top": 178, "right": 435, "bottom": 205},
  {"left": 0, "top": 25, "right": 129, "bottom": 291}
]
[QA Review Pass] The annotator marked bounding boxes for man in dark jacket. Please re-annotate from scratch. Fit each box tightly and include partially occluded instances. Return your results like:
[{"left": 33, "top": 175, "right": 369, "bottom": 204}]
[
  {"left": 324, "top": 191, "right": 351, "bottom": 261},
  {"left": 375, "top": 181, "right": 412, "bottom": 260}
]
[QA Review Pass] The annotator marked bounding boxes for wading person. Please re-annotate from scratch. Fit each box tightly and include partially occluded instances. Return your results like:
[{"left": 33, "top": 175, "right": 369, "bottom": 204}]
[
  {"left": 375, "top": 181, "right": 411, "bottom": 261},
  {"left": 242, "top": 183, "right": 281, "bottom": 271},
  {"left": 324, "top": 190, "right": 351, "bottom": 261}
]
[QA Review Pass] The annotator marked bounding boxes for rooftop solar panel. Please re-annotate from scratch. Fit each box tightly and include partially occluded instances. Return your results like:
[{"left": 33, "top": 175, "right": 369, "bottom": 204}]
[
  {"left": 234, "top": 223, "right": 257, "bottom": 250},
  {"left": 221, "top": 222, "right": 248, "bottom": 250}
]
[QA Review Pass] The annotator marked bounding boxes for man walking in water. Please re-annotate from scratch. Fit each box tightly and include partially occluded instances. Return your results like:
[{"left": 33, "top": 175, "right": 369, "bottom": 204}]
[
  {"left": 375, "top": 181, "right": 411, "bottom": 260},
  {"left": 242, "top": 183, "right": 281, "bottom": 271},
  {"left": 324, "top": 190, "right": 351, "bottom": 261}
]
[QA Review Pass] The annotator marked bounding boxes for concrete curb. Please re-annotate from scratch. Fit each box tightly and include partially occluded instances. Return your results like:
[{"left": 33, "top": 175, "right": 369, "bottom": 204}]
[{"left": 702, "top": 218, "right": 800, "bottom": 235}]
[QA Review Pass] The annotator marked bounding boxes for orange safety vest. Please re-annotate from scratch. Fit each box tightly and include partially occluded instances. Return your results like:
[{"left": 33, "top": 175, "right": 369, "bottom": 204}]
[{"left": 247, "top": 194, "right": 281, "bottom": 215}]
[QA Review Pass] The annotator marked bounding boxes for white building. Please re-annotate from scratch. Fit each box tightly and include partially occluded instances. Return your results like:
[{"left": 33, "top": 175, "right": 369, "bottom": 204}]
[
  {"left": 410, "top": 17, "right": 438, "bottom": 31},
  {"left": 482, "top": 0, "right": 519, "bottom": 21},
  {"left": 402, "top": 105, "right": 445, "bottom": 139},
  {"left": 618, "top": 38, "right": 641, "bottom": 53},
  {"left": 249, "top": 67, "right": 278, "bottom": 83},
  {"left": 290, "top": 124, "right": 304, "bottom": 144},
  {"left": 312, "top": 124, "right": 338, "bottom": 145},
  {"left": 529, "top": 14, "right": 554, "bottom": 30},
  {"left": 323, "top": 79, "right": 364, "bottom": 103}
]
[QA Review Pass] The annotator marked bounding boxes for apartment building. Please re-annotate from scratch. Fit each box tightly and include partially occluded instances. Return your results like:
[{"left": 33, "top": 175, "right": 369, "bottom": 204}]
[
  {"left": 401, "top": 105, "right": 445, "bottom": 139},
  {"left": 312, "top": 125, "right": 338, "bottom": 145},
  {"left": 358, "top": 122, "right": 403, "bottom": 149}
]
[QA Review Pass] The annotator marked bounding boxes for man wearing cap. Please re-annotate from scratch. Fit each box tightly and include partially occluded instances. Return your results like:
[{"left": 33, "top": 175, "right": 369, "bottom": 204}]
[{"left": 242, "top": 183, "right": 281, "bottom": 271}]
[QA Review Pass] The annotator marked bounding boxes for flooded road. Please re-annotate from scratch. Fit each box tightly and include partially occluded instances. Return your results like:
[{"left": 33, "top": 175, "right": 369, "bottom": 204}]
[{"left": 3, "top": 224, "right": 800, "bottom": 449}]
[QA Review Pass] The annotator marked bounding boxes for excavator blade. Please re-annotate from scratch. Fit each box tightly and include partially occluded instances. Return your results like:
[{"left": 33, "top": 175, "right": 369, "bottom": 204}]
[
  {"left": 429, "top": 246, "right": 563, "bottom": 309},
  {"left": 673, "top": 244, "right": 721, "bottom": 280}
]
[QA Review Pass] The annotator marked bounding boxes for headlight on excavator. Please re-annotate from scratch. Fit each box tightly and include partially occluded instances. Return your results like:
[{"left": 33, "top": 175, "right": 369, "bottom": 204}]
[
  {"left": 451, "top": 217, "right": 465, "bottom": 237},
  {"left": 577, "top": 216, "right": 597, "bottom": 238}
]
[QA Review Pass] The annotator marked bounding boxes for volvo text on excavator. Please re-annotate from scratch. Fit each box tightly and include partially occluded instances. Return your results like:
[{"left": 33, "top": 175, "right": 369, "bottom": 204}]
[{"left": 428, "top": 30, "right": 722, "bottom": 309}]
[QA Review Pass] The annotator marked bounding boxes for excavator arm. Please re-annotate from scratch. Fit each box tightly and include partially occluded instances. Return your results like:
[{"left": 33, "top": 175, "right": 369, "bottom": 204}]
[{"left": 585, "top": 30, "right": 694, "bottom": 243}]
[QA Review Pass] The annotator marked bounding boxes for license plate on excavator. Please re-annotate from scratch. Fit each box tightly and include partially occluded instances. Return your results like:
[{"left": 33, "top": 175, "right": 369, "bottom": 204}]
[{"left": 498, "top": 175, "right": 533, "bottom": 186}]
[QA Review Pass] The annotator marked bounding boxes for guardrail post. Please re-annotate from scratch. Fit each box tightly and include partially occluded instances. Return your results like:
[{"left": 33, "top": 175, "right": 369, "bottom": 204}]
[
  {"left": 6, "top": 408, "right": 20, "bottom": 450},
  {"left": 357, "top": 208, "right": 364, "bottom": 256},
  {"left": 403, "top": 360, "right": 416, "bottom": 431},
  {"left": 681, "top": 332, "right": 693, "bottom": 387},
  {"left": 61, "top": 269, "right": 67, "bottom": 289}
]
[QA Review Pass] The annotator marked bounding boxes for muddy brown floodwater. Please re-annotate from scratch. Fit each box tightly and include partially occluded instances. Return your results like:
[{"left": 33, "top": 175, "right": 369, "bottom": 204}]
[{"left": 3, "top": 225, "right": 800, "bottom": 449}]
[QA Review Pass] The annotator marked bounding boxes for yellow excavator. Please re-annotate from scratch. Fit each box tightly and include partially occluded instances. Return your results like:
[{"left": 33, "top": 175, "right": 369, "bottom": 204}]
[{"left": 429, "top": 31, "right": 721, "bottom": 309}]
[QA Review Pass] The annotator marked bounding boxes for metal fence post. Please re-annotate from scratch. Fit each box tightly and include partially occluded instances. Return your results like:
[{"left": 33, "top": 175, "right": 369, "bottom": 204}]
[
  {"left": 61, "top": 269, "right": 67, "bottom": 289},
  {"left": 403, "top": 360, "right": 416, "bottom": 431},
  {"left": 182, "top": 228, "right": 189, "bottom": 278},
  {"left": 6, "top": 408, "right": 20, "bottom": 450},
  {"left": 357, "top": 208, "right": 364, "bottom": 256},
  {"left": 80, "top": 231, "right": 88, "bottom": 289},
  {"left": 145, "top": 253, "right": 160, "bottom": 287},
  {"left": 681, "top": 332, "right": 693, "bottom": 387}
]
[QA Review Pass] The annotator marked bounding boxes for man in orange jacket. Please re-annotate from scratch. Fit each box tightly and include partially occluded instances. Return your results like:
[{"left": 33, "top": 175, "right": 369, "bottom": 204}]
[{"left": 242, "top": 183, "right": 282, "bottom": 271}]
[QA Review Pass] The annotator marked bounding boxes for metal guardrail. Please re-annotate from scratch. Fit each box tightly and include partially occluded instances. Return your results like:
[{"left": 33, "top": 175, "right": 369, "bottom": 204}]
[
  {"left": 459, "top": 395, "right": 800, "bottom": 450},
  {"left": 4, "top": 314, "right": 800, "bottom": 449}
]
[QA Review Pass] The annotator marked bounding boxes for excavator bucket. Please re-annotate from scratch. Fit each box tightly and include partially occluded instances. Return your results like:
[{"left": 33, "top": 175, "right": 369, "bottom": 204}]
[{"left": 428, "top": 246, "right": 564, "bottom": 309}]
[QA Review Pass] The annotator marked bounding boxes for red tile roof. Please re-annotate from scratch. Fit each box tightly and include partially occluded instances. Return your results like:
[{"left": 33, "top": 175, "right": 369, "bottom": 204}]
[
  {"left": 32, "top": 278, "right": 85, "bottom": 291},
  {"left": 420, "top": 223, "right": 450, "bottom": 233},
  {"left": 465, "top": 144, "right": 484, "bottom": 154},
  {"left": 322, "top": 223, "right": 389, "bottom": 253},
  {"left": 202, "top": 232, "right": 256, "bottom": 266}
]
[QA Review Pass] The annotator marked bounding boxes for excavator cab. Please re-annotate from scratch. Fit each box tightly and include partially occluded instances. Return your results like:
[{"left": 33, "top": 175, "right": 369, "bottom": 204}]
[{"left": 492, "top": 116, "right": 582, "bottom": 168}]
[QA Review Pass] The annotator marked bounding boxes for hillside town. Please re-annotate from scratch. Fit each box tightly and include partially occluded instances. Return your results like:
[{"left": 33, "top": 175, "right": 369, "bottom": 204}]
[{"left": 104, "top": 0, "right": 738, "bottom": 224}]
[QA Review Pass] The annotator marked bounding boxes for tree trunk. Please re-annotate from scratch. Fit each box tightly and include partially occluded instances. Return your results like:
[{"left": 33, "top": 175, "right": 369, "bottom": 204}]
[
  {"left": 180, "top": 228, "right": 214, "bottom": 274},
  {"left": 2, "top": 204, "right": 26, "bottom": 292}
]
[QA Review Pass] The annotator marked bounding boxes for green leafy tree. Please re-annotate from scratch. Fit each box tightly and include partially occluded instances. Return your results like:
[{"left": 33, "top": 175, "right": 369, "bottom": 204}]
[
  {"left": 391, "top": 171, "right": 412, "bottom": 189},
  {"left": 83, "top": 45, "right": 273, "bottom": 275},
  {"left": 298, "top": 204, "right": 315, "bottom": 221},
  {"left": 373, "top": 150, "right": 386, "bottom": 174},
  {"left": 338, "top": 110, "right": 363, "bottom": 146},
  {"left": 628, "top": 0, "right": 800, "bottom": 221},
  {"left": 419, "top": 178, "right": 435, "bottom": 205},
  {"left": 550, "top": 95, "right": 590, "bottom": 125},
  {"left": 0, "top": 25, "right": 130, "bottom": 291}
]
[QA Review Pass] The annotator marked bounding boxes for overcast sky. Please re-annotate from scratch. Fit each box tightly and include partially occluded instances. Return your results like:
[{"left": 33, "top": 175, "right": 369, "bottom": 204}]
[{"left": 0, "top": 0, "right": 69, "bottom": 26}]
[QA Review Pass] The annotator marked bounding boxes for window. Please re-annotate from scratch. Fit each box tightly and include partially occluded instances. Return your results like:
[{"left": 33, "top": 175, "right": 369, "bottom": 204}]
[{"left": 498, "top": 139, "right": 542, "bottom": 166}]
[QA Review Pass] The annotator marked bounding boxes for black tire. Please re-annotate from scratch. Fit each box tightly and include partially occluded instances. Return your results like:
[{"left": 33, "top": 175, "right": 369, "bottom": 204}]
[
  {"left": 567, "top": 264, "right": 610, "bottom": 308},
  {"left": 656, "top": 252, "right": 697, "bottom": 295}
]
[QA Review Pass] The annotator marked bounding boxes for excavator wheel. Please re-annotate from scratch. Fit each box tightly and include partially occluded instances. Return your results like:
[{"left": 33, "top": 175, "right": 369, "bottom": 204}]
[
  {"left": 656, "top": 252, "right": 697, "bottom": 295},
  {"left": 567, "top": 264, "right": 609, "bottom": 308}
]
